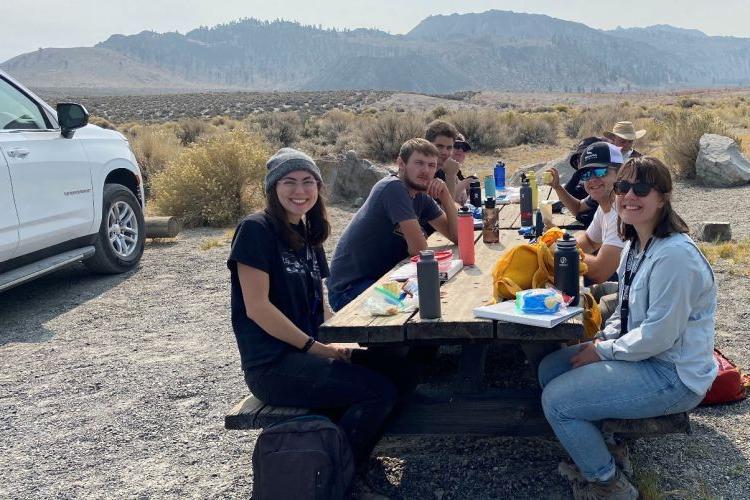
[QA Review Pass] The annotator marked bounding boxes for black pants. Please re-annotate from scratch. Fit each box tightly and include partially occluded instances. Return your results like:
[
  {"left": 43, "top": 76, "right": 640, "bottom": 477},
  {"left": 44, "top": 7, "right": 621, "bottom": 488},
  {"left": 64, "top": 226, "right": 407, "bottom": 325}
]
[{"left": 245, "top": 349, "right": 415, "bottom": 466}]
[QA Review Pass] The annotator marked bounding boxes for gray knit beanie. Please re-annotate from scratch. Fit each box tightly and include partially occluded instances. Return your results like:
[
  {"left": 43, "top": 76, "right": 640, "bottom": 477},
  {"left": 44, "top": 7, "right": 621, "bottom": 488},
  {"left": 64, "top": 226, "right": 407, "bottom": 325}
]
[{"left": 264, "top": 147, "right": 322, "bottom": 193}]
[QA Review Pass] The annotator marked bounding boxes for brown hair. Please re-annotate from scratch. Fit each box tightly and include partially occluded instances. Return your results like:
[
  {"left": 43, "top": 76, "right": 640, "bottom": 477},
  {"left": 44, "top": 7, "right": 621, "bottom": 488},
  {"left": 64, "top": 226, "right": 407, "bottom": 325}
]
[
  {"left": 398, "top": 138, "right": 439, "bottom": 164},
  {"left": 616, "top": 156, "right": 689, "bottom": 242},
  {"left": 424, "top": 120, "right": 458, "bottom": 143},
  {"left": 264, "top": 182, "right": 330, "bottom": 251}
]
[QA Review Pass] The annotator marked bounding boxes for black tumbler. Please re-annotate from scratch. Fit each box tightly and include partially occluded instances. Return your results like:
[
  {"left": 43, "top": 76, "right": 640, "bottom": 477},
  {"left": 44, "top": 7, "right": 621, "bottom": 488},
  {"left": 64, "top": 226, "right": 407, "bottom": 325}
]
[{"left": 554, "top": 233, "right": 580, "bottom": 306}]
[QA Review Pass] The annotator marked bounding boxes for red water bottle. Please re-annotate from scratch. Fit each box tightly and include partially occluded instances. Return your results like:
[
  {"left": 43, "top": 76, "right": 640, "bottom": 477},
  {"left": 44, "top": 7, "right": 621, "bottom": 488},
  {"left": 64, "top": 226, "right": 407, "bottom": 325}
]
[{"left": 457, "top": 207, "right": 475, "bottom": 266}]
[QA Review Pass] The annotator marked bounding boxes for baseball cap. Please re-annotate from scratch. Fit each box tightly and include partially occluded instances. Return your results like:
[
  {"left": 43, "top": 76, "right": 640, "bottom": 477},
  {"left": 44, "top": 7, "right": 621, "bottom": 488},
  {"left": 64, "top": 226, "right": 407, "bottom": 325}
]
[
  {"left": 569, "top": 136, "right": 606, "bottom": 170},
  {"left": 454, "top": 133, "right": 472, "bottom": 152},
  {"left": 580, "top": 141, "right": 623, "bottom": 170}
]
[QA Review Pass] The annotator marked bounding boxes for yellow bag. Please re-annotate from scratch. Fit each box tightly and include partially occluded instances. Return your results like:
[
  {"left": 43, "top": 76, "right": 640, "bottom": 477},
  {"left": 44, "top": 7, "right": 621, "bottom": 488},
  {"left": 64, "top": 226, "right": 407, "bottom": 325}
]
[
  {"left": 491, "top": 228, "right": 585, "bottom": 301},
  {"left": 490, "top": 227, "right": 601, "bottom": 336}
]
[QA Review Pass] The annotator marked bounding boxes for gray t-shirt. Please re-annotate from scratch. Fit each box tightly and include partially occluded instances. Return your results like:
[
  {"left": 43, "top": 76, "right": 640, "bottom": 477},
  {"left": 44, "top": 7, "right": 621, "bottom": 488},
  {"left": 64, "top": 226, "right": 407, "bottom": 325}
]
[{"left": 327, "top": 176, "right": 443, "bottom": 293}]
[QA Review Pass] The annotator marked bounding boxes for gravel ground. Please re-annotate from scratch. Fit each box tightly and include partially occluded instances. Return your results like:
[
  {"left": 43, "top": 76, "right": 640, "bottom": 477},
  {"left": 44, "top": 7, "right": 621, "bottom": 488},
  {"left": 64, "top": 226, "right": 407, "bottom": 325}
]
[{"left": 1, "top": 180, "right": 749, "bottom": 499}]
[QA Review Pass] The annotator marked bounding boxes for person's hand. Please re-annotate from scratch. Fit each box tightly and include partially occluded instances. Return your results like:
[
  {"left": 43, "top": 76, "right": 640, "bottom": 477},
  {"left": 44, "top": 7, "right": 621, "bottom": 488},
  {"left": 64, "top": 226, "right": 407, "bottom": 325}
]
[
  {"left": 426, "top": 177, "right": 453, "bottom": 203},
  {"left": 570, "top": 342, "right": 602, "bottom": 368},
  {"left": 547, "top": 168, "right": 562, "bottom": 190},
  {"left": 442, "top": 157, "right": 461, "bottom": 176},
  {"left": 309, "top": 342, "right": 351, "bottom": 362},
  {"left": 454, "top": 177, "right": 472, "bottom": 204}
]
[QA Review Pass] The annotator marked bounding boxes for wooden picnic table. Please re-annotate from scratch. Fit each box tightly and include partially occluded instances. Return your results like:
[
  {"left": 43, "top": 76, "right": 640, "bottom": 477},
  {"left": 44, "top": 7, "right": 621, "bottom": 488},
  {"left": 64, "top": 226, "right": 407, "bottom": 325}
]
[{"left": 226, "top": 191, "right": 691, "bottom": 438}]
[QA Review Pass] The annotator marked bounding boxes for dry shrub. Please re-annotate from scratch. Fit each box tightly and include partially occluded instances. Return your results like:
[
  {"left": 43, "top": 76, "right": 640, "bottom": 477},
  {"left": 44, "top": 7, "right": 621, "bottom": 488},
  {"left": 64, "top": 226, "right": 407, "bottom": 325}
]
[
  {"left": 564, "top": 105, "right": 631, "bottom": 139},
  {"left": 317, "top": 109, "right": 358, "bottom": 144},
  {"left": 662, "top": 111, "right": 739, "bottom": 178},
  {"left": 253, "top": 111, "right": 304, "bottom": 147},
  {"left": 361, "top": 111, "right": 425, "bottom": 163},
  {"left": 150, "top": 129, "right": 270, "bottom": 226},
  {"left": 176, "top": 117, "right": 209, "bottom": 145},
  {"left": 447, "top": 109, "right": 558, "bottom": 150},
  {"left": 89, "top": 116, "right": 116, "bottom": 130},
  {"left": 127, "top": 125, "right": 182, "bottom": 183},
  {"left": 449, "top": 109, "right": 505, "bottom": 151},
  {"left": 430, "top": 106, "right": 449, "bottom": 120}
]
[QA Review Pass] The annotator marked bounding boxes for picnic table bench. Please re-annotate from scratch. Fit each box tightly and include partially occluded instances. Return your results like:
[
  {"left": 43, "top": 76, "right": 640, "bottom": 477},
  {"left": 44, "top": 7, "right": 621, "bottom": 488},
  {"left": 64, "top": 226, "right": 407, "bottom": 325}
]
[{"left": 225, "top": 198, "right": 691, "bottom": 438}]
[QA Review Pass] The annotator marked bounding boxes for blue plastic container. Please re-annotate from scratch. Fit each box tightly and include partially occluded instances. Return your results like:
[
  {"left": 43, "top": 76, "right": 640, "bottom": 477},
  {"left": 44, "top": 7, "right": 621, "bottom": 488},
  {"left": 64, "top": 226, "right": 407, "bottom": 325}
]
[{"left": 494, "top": 161, "right": 506, "bottom": 192}]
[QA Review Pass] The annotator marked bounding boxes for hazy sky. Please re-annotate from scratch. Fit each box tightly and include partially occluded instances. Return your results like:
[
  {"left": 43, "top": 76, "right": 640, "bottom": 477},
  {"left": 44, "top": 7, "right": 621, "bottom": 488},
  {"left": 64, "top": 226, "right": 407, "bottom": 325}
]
[{"left": 2, "top": 0, "right": 750, "bottom": 62}]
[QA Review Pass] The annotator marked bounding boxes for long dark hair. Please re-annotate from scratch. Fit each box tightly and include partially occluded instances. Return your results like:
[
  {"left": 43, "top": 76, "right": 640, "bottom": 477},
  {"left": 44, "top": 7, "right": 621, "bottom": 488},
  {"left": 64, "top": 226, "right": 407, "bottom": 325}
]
[
  {"left": 616, "top": 157, "right": 689, "bottom": 242},
  {"left": 264, "top": 181, "right": 330, "bottom": 251}
]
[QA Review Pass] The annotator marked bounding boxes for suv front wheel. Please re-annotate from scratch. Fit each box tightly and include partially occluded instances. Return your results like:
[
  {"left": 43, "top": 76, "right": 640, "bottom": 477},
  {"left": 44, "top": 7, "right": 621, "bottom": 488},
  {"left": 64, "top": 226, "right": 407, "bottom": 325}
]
[{"left": 84, "top": 183, "right": 145, "bottom": 274}]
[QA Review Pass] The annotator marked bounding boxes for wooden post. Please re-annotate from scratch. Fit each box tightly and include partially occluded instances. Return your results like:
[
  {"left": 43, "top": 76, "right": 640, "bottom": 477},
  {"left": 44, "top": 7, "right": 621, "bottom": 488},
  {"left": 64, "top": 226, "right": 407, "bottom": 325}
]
[{"left": 145, "top": 216, "right": 181, "bottom": 239}]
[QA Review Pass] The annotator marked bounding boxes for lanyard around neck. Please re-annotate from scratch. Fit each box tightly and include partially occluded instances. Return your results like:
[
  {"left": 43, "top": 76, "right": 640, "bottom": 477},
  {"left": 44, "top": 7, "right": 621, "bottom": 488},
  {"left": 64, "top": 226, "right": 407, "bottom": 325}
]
[{"left": 620, "top": 238, "right": 654, "bottom": 335}]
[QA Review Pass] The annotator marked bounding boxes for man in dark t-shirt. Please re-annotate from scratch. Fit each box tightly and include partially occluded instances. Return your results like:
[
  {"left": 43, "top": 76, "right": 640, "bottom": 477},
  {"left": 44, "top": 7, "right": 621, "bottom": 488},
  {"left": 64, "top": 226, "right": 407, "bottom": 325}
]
[{"left": 327, "top": 138, "right": 459, "bottom": 311}]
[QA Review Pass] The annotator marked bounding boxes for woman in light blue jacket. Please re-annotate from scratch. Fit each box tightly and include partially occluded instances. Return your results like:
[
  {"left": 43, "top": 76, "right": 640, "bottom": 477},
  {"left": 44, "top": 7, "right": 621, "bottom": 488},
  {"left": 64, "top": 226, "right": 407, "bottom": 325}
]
[{"left": 538, "top": 157, "right": 717, "bottom": 499}]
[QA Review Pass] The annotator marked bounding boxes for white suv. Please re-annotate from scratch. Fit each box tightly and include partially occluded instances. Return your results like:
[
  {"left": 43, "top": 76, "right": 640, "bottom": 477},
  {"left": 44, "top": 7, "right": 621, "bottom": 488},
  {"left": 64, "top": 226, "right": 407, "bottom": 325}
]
[{"left": 0, "top": 70, "right": 145, "bottom": 291}]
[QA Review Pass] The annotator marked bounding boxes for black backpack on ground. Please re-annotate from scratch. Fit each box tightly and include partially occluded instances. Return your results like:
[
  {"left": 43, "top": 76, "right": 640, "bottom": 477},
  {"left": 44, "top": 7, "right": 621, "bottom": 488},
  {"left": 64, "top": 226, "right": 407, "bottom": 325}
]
[{"left": 252, "top": 415, "right": 355, "bottom": 500}]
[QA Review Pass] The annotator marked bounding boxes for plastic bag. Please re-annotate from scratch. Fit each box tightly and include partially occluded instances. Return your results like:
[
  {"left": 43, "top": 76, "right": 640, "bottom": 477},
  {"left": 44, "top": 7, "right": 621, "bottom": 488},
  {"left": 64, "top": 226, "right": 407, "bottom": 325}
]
[
  {"left": 365, "top": 282, "right": 417, "bottom": 316},
  {"left": 515, "top": 288, "right": 564, "bottom": 315}
]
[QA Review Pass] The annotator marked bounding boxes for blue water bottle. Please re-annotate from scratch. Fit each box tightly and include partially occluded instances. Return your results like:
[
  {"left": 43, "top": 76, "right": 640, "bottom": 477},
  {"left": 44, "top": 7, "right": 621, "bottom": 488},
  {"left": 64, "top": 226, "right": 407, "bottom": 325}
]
[{"left": 494, "top": 161, "right": 506, "bottom": 192}]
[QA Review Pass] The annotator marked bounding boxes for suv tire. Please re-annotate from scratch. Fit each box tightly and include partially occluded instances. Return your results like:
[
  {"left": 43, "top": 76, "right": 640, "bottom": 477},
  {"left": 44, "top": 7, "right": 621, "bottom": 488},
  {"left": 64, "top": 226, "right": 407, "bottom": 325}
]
[{"left": 84, "top": 183, "right": 145, "bottom": 274}]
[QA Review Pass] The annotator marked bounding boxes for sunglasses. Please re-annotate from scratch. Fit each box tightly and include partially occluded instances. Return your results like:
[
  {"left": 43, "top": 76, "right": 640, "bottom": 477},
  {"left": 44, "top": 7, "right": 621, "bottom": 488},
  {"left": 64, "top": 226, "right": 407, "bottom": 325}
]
[
  {"left": 579, "top": 167, "right": 610, "bottom": 181},
  {"left": 613, "top": 180, "right": 656, "bottom": 197}
]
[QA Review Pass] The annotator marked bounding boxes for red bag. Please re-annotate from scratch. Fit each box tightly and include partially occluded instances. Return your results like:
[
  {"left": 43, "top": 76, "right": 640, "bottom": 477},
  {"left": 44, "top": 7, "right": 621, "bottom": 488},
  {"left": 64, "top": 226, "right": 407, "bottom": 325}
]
[{"left": 700, "top": 349, "right": 750, "bottom": 405}]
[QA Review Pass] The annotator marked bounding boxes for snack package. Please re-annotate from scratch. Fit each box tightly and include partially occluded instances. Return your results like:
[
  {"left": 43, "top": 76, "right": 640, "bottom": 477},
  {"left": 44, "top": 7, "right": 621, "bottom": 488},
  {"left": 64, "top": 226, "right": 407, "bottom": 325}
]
[
  {"left": 365, "top": 284, "right": 417, "bottom": 316},
  {"left": 515, "top": 288, "right": 564, "bottom": 315}
]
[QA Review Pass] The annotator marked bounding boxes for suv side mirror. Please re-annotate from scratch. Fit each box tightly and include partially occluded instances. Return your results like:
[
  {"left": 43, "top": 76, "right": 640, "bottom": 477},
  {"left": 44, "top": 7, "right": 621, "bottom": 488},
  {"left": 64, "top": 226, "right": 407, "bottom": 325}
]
[{"left": 57, "top": 103, "right": 89, "bottom": 138}]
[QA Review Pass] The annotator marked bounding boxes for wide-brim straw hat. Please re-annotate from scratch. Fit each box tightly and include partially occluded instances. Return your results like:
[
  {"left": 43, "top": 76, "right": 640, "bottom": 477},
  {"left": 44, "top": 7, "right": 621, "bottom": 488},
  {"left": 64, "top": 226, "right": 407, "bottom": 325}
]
[{"left": 603, "top": 121, "right": 647, "bottom": 141}]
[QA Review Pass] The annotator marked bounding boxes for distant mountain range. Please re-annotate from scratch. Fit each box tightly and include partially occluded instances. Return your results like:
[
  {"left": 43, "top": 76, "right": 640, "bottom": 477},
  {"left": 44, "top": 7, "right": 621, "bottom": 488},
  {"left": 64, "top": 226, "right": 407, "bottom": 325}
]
[{"left": 3, "top": 10, "right": 750, "bottom": 94}]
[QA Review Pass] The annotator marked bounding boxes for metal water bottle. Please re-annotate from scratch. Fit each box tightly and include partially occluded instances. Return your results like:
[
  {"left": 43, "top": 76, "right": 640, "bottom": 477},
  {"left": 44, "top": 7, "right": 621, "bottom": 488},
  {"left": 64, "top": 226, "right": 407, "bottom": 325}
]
[
  {"left": 520, "top": 174, "right": 533, "bottom": 227},
  {"left": 469, "top": 178, "right": 482, "bottom": 207},
  {"left": 494, "top": 161, "right": 506, "bottom": 192},
  {"left": 457, "top": 207, "right": 475, "bottom": 266},
  {"left": 527, "top": 170, "right": 538, "bottom": 209},
  {"left": 417, "top": 250, "right": 441, "bottom": 319},
  {"left": 554, "top": 233, "right": 580, "bottom": 306}
]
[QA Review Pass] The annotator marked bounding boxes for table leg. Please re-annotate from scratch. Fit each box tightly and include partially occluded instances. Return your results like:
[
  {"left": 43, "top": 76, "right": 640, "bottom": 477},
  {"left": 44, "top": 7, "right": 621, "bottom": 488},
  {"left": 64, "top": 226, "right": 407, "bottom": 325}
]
[{"left": 456, "top": 344, "right": 488, "bottom": 394}]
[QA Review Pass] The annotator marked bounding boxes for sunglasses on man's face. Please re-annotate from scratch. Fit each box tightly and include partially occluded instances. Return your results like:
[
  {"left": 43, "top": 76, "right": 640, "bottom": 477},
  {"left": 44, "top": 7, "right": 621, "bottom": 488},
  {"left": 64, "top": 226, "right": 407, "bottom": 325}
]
[
  {"left": 613, "top": 180, "right": 655, "bottom": 197},
  {"left": 579, "top": 167, "right": 610, "bottom": 182}
]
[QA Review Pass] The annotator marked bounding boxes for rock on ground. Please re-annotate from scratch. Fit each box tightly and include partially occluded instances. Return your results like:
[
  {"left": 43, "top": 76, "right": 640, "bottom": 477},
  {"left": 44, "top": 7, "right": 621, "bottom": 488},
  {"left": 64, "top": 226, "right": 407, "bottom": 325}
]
[{"left": 696, "top": 134, "right": 750, "bottom": 187}]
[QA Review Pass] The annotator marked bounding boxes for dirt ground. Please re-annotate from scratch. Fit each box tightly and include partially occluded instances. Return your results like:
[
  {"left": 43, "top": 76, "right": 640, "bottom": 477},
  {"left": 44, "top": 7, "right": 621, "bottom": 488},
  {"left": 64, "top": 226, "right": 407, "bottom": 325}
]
[{"left": 1, "top": 181, "right": 749, "bottom": 499}]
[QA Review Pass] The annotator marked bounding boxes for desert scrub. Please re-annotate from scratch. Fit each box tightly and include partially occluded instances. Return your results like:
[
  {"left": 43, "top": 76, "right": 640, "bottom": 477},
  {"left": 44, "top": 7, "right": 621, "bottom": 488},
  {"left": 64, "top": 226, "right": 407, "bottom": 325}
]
[
  {"left": 176, "top": 117, "right": 210, "bottom": 145},
  {"left": 250, "top": 111, "right": 304, "bottom": 147},
  {"left": 662, "top": 111, "right": 740, "bottom": 178},
  {"left": 698, "top": 238, "right": 750, "bottom": 277},
  {"left": 361, "top": 111, "right": 425, "bottom": 163},
  {"left": 563, "top": 105, "right": 634, "bottom": 139},
  {"left": 150, "top": 129, "right": 270, "bottom": 226},
  {"left": 126, "top": 124, "right": 183, "bottom": 188}
]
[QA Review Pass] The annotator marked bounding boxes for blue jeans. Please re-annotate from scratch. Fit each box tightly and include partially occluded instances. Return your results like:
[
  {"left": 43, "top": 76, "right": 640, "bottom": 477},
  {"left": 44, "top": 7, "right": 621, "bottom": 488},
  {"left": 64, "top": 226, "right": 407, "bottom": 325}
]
[
  {"left": 328, "top": 278, "right": 376, "bottom": 312},
  {"left": 538, "top": 343, "right": 703, "bottom": 482}
]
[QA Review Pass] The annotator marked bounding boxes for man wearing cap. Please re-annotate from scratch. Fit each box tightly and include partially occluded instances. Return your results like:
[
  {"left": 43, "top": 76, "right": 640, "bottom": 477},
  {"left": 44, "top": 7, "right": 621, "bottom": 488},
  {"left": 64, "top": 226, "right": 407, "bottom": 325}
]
[
  {"left": 547, "top": 136, "right": 605, "bottom": 228},
  {"left": 450, "top": 133, "right": 476, "bottom": 205},
  {"left": 603, "top": 121, "right": 645, "bottom": 163},
  {"left": 565, "top": 142, "right": 626, "bottom": 286}
]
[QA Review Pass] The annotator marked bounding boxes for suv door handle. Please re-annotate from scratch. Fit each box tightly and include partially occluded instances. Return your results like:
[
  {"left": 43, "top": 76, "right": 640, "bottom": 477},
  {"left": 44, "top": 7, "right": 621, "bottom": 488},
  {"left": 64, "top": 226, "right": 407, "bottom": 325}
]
[{"left": 6, "top": 148, "right": 30, "bottom": 159}]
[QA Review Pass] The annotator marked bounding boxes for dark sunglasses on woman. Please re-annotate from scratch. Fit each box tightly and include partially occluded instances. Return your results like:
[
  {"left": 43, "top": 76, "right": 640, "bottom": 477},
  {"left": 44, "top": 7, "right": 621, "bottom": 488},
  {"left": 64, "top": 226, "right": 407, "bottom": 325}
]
[{"left": 613, "top": 180, "right": 656, "bottom": 197}]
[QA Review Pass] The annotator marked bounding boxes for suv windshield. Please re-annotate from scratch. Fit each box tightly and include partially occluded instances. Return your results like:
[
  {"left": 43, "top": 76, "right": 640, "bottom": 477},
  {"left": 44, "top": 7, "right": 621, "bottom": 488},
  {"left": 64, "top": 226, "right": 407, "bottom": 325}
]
[{"left": 0, "top": 77, "right": 48, "bottom": 130}]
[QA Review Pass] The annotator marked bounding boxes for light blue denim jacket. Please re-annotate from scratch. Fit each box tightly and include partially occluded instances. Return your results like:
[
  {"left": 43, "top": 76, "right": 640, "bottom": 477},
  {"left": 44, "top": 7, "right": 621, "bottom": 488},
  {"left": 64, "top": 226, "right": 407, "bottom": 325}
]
[{"left": 595, "top": 232, "right": 718, "bottom": 396}]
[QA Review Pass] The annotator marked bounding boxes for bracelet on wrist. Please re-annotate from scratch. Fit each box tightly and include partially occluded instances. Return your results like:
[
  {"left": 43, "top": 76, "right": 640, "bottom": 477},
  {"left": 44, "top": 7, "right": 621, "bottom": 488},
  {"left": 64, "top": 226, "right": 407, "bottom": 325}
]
[{"left": 301, "top": 336, "right": 316, "bottom": 353}]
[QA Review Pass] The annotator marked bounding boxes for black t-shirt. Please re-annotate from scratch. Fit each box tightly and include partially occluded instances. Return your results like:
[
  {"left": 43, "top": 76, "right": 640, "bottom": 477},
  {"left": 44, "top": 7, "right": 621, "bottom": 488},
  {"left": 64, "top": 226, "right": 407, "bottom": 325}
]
[{"left": 227, "top": 212, "right": 329, "bottom": 371}]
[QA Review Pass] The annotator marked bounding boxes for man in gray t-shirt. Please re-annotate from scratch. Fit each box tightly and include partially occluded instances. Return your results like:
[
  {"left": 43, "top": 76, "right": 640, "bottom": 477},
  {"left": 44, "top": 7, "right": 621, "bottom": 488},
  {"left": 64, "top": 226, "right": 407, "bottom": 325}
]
[{"left": 328, "top": 138, "right": 459, "bottom": 311}]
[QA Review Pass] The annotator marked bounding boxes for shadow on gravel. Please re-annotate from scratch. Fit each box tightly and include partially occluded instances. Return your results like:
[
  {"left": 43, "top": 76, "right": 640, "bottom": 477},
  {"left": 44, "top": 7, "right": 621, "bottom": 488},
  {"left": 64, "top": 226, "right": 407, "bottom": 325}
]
[{"left": 0, "top": 262, "right": 138, "bottom": 345}]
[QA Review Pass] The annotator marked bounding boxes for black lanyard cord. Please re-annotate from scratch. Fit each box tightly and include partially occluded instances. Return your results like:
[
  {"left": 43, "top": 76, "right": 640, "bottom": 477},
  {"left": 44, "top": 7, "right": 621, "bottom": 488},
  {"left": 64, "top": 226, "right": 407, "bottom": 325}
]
[{"left": 620, "top": 237, "right": 654, "bottom": 335}]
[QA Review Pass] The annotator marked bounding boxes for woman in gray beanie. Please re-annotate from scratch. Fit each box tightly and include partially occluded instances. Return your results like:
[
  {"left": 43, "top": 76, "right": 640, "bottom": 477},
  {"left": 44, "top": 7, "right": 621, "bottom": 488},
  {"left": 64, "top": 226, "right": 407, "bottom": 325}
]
[{"left": 227, "top": 148, "right": 410, "bottom": 476}]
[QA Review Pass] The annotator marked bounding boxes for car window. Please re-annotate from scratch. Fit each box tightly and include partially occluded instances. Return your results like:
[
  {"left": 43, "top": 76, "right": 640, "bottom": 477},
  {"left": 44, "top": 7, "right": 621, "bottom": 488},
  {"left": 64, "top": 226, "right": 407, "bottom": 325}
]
[{"left": 0, "top": 78, "right": 48, "bottom": 130}]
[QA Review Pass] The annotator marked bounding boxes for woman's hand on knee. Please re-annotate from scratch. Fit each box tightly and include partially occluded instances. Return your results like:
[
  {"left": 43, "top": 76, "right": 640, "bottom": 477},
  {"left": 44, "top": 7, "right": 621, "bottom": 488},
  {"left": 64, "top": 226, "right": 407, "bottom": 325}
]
[{"left": 570, "top": 342, "right": 602, "bottom": 368}]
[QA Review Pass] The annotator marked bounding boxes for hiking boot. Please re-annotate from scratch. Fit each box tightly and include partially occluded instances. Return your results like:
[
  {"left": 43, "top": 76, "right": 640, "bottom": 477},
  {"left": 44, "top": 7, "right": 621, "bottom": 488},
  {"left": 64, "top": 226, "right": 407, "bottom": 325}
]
[
  {"left": 558, "top": 441, "right": 634, "bottom": 483},
  {"left": 571, "top": 468, "right": 638, "bottom": 500}
]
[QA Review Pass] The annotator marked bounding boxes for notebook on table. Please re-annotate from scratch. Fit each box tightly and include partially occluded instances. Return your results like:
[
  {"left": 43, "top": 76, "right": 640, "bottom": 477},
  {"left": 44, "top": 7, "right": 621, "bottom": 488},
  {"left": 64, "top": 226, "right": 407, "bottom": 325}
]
[{"left": 472, "top": 300, "right": 583, "bottom": 328}]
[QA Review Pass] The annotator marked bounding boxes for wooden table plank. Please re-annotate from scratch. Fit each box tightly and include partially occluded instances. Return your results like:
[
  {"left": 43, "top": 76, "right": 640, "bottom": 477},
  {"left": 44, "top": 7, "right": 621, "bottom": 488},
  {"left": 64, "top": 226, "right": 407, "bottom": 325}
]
[
  {"left": 405, "top": 231, "right": 520, "bottom": 340},
  {"left": 319, "top": 232, "right": 459, "bottom": 344}
]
